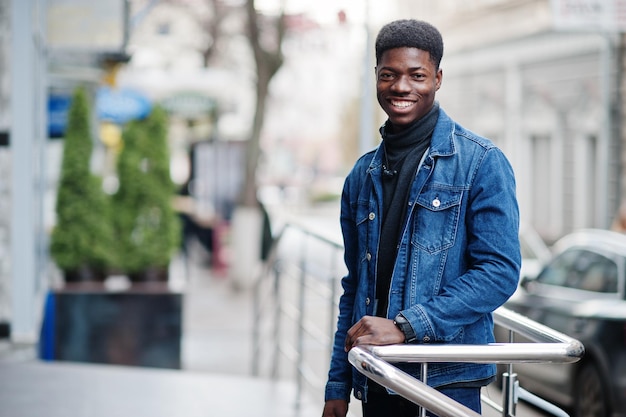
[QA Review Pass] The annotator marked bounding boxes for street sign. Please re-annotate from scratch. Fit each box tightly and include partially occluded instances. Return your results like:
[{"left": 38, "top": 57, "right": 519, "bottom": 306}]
[
  {"left": 47, "top": 0, "right": 127, "bottom": 50},
  {"left": 160, "top": 92, "right": 217, "bottom": 118},
  {"left": 551, "top": 0, "right": 626, "bottom": 32},
  {"left": 96, "top": 87, "right": 152, "bottom": 125}
]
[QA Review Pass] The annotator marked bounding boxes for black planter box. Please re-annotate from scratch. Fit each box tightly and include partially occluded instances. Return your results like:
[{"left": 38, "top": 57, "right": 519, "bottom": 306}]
[
  {"left": 39, "top": 282, "right": 183, "bottom": 369},
  {"left": 0, "top": 321, "right": 9, "bottom": 339}
]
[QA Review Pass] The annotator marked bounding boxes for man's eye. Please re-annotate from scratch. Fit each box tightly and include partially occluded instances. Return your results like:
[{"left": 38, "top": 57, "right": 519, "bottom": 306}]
[{"left": 379, "top": 73, "right": 393, "bottom": 80}]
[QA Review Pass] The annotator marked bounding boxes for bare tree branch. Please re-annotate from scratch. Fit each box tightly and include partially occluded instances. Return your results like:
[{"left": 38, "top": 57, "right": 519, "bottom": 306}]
[
  {"left": 198, "top": 0, "right": 228, "bottom": 67},
  {"left": 241, "top": 0, "right": 286, "bottom": 206}
]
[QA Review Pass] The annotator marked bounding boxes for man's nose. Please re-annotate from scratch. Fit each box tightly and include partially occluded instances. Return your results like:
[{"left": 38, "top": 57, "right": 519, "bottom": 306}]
[{"left": 391, "top": 75, "right": 411, "bottom": 93}]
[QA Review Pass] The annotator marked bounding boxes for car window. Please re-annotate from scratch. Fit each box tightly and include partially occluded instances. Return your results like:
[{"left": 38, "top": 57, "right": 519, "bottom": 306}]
[
  {"left": 536, "top": 249, "right": 578, "bottom": 286},
  {"left": 536, "top": 248, "right": 618, "bottom": 293}
]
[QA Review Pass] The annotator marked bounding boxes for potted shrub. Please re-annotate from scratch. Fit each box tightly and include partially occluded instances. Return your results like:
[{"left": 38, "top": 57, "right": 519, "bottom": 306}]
[
  {"left": 50, "top": 86, "right": 115, "bottom": 282},
  {"left": 113, "top": 105, "right": 181, "bottom": 281}
]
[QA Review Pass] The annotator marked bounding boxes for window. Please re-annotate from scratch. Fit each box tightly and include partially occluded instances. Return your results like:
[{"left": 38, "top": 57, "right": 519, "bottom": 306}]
[
  {"left": 531, "top": 134, "right": 554, "bottom": 233},
  {"left": 537, "top": 248, "right": 618, "bottom": 293}
]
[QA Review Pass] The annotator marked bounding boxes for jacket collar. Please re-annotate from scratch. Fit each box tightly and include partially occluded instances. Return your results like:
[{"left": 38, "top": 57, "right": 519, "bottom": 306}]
[
  {"left": 367, "top": 106, "right": 456, "bottom": 174},
  {"left": 427, "top": 107, "right": 456, "bottom": 158}
]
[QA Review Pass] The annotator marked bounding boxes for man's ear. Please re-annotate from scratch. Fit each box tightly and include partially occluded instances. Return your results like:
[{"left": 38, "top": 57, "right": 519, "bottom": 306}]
[{"left": 436, "top": 68, "right": 443, "bottom": 91}]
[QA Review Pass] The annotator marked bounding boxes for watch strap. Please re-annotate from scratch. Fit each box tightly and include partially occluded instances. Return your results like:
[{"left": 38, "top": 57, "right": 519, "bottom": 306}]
[{"left": 393, "top": 313, "right": 417, "bottom": 343}]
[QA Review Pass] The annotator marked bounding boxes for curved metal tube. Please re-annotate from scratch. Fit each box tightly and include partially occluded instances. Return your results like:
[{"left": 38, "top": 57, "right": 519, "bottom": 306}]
[
  {"left": 348, "top": 346, "right": 482, "bottom": 417},
  {"left": 368, "top": 307, "right": 584, "bottom": 365},
  {"left": 368, "top": 341, "right": 583, "bottom": 364},
  {"left": 349, "top": 306, "right": 584, "bottom": 417},
  {"left": 493, "top": 306, "right": 583, "bottom": 345}
]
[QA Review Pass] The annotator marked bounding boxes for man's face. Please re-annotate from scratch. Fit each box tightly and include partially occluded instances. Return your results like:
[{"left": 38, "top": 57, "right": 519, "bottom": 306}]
[{"left": 376, "top": 47, "right": 442, "bottom": 130}]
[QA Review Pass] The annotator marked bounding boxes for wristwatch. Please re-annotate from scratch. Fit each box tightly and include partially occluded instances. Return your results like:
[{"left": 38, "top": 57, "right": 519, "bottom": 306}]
[{"left": 393, "top": 313, "right": 417, "bottom": 343}]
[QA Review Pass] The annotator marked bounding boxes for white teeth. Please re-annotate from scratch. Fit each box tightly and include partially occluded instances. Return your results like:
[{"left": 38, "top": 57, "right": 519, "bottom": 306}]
[{"left": 391, "top": 101, "right": 413, "bottom": 108}]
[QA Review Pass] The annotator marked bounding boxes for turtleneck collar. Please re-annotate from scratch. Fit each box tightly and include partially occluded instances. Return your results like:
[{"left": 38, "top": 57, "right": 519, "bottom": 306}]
[{"left": 380, "top": 101, "right": 440, "bottom": 153}]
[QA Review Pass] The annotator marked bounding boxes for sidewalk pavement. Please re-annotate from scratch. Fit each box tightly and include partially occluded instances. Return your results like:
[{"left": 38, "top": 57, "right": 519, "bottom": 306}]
[
  {"left": 0, "top": 247, "right": 322, "bottom": 417},
  {"left": 177, "top": 250, "right": 254, "bottom": 376}
]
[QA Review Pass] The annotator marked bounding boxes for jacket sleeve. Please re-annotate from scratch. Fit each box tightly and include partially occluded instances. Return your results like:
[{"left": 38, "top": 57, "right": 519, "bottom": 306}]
[{"left": 324, "top": 172, "right": 359, "bottom": 401}]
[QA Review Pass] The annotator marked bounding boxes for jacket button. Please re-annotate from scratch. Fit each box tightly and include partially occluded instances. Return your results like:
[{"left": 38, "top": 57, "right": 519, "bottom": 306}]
[
  {"left": 356, "top": 391, "right": 362, "bottom": 400},
  {"left": 368, "top": 212, "right": 375, "bottom": 220},
  {"left": 423, "top": 336, "right": 431, "bottom": 342},
  {"left": 366, "top": 297, "right": 371, "bottom": 305},
  {"left": 432, "top": 198, "right": 440, "bottom": 208},
  {"left": 366, "top": 252, "right": 372, "bottom": 261}
]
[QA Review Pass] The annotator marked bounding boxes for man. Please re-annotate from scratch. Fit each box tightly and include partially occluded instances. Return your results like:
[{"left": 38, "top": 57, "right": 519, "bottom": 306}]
[{"left": 322, "top": 19, "right": 521, "bottom": 417}]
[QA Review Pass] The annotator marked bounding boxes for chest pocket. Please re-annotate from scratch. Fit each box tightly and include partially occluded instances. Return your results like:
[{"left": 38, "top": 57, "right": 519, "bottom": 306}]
[{"left": 412, "top": 187, "right": 463, "bottom": 253}]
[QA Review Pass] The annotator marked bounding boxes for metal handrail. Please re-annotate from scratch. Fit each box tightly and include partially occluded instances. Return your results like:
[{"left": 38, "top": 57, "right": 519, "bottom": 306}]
[
  {"left": 349, "top": 346, "right": 482, "bottom": 417},
  {"left": 366, "top": 307, "right": 584, "bottom": 365},
  {"left": 349, "top": 307, "right": 584, "bottom": 417},
  {"left": 252, "top": 220, "right": 585, "bottom": 417},
  {"left": 251, "top": 219, "right": 346, "bottom": 403}
]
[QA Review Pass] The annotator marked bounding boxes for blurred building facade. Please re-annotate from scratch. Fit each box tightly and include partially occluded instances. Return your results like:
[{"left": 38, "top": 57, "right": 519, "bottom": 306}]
[
  {"left": 3, "top": 0, "right": 132, "bottom": 341},
  {"left": 2, "top": 0, "right": 626, "bottom": 343},
  {"left": 400, "top": 0, "right": 626, "bottom": 243}
]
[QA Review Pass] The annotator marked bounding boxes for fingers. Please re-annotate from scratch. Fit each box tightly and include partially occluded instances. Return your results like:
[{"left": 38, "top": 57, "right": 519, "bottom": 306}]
[
  {"left": 344, "top": 316, "right": 404, "bottom": 351},
  {"left": 344, "top": 317, "right": 369, "bottom": 351}
]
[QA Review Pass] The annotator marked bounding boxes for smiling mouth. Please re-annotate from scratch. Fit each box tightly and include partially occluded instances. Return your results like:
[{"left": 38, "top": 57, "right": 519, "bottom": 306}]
[{"left": 390, "top": 100, "right": 414, "bottom": 109}]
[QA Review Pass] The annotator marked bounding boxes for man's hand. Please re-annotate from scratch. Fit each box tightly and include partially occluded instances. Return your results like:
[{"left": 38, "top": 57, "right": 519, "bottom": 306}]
[
  {"left": 322, "top": 399, "right": 348, "bottom": 417},
  {"left": 344, "top": 316, "right": 405, "bottom": 352}
]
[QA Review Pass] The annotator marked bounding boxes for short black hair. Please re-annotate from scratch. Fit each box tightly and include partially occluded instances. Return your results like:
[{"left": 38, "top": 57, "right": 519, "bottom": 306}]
[{"left": 375, "top": 19, "right": 444, "bottom": 68}]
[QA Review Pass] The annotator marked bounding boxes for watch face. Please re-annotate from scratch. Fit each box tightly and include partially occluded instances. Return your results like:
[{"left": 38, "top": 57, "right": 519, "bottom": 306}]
[{"left": 394, "top": 316, "right": 406, "bottom": 329}]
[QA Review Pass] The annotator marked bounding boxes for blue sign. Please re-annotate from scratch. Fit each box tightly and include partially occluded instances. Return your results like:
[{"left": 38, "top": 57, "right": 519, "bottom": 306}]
[
  {"left": 48, "top": 94, "right": 71, "bottom": 138},
  {"left": 96, "top": 87, "right": 152, "bottom": 124}
]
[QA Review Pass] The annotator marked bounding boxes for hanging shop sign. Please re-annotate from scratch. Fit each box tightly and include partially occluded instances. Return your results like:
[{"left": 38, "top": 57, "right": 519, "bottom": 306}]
[
  {"left": 160, "top": 92, "right": 217, "bottom": 119},
  {"left": 551, "top": 0, "right": 626, "bottom": 32},
  {"left": 96, "top": 86, "right": 152, "bottom": 124},
  {"left": 48, "top": 93, "right": 72, "bottom": 138}
]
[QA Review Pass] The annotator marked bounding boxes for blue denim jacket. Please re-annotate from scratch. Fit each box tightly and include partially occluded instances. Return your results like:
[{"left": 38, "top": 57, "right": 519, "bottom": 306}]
[{"left": 325, "top": 108, "right": 521, "bottom": 403}]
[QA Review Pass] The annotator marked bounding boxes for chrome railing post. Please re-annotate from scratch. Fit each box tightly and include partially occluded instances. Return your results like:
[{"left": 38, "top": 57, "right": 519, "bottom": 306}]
[
  {"left": 251, "top": 262, "right": 262, "bottom": 377},
  {"left": 328, "top": 245, "right": 339, "bottom": 369},
  {"left": 501, "top": 372, "right": 518, "bottom": 417},
  {"left": 349, "top": 347, "right": 482, "bottom": 417},
  {"left": 420, "top": 363, "right": 428, "bottom": 417},
  {"left": 270, "top": 259, "right": 282, "bottom": 379},
  {"left": 295, "top": 229, "right": 309, "bottom": 410},
  {"left": 501, "top": 329, "right": 518, "bottom": 417},
  {"left": 251, "top": 226, "right": 285, "bottom": 378}
]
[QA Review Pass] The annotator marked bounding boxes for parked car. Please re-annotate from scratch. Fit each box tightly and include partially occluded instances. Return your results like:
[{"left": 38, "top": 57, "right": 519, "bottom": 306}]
[
  {"left": 519, "top": 222, "right": 552, "bottom": 281},
  {"left": 496, "top": 229, "right": 626, "bottom": 417}
]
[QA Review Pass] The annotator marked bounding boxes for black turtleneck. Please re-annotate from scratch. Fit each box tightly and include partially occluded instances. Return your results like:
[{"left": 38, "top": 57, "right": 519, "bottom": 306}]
[{"left": 375, "top": 102, "right": 439, "bottom": 317}]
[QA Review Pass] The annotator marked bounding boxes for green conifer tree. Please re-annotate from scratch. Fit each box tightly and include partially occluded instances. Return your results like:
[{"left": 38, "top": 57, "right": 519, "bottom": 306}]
[
  {"left": 50, "top": 86, "right": 114, "bottom": 281},
  {"left": 113, "top": 106, "right": 180, "bottom": 280}
]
